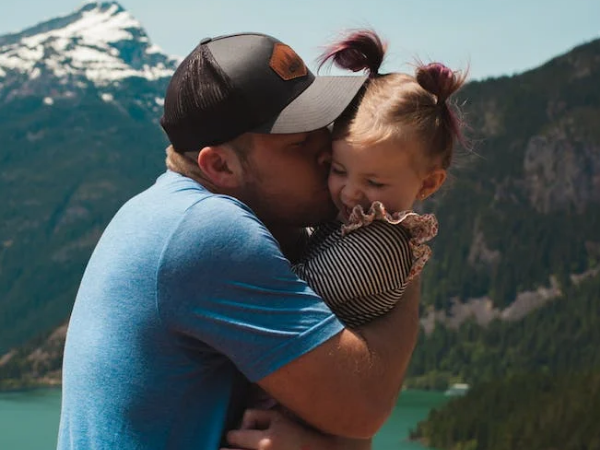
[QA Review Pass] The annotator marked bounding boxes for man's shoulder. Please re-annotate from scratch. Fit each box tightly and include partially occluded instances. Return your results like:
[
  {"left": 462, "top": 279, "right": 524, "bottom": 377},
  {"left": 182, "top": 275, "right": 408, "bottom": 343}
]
[
  {"left": 179, "top": 195, "right": 278, "bottom": 257},
  {"left": 178, "top": 189, "right": 266, "bottom": 237},
  {"left": 149, "top": 173, "right": 279, "bottom": 259},
  {"left": 100, "top": 171, "right": 270, "bottom": 259},
  {"left": 134, "top": 171, "right": 257, "bottom": 226}
]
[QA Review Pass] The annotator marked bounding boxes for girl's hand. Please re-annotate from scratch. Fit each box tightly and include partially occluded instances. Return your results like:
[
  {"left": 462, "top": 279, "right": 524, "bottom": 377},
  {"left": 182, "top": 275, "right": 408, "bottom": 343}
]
[
  {"left": 220, "top": 408, "right": 372, "bottom": 450},
  {"left": 221, "top": 408, "right": 310, "bottom": 450}
]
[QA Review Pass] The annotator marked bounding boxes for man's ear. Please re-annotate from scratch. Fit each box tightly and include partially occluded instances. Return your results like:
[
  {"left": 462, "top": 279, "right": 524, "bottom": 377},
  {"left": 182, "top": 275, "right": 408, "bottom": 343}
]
[
  {"left": 197, "top": 146, "right": 244, "bottom": 189},
  {"left": 419, "top": 168, "right": 447, "bottom": 200}
]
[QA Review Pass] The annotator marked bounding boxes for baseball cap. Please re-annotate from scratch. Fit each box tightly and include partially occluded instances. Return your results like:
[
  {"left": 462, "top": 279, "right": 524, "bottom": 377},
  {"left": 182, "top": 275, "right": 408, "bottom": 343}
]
[{"left": 160, "top": 32, "right": 367, "bottom": 152}]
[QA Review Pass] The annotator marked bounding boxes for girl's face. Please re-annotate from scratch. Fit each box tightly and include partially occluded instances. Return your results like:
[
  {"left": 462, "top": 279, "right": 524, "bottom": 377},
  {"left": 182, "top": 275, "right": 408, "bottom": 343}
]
[{"left": 329, "top": 139, "right": 439, "bottom": 222}]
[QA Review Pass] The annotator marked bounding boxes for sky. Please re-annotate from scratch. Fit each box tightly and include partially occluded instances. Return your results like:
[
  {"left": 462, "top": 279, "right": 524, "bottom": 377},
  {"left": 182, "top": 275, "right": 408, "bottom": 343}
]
[{"left": 1, "top": 0, "right": 599, "bottom": 80}]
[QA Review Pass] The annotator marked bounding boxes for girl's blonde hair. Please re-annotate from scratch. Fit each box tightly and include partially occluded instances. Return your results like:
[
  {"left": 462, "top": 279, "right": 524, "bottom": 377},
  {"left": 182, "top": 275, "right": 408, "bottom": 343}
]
[{"left": 319, "top": 30, "right": 468, "bottom": 169}]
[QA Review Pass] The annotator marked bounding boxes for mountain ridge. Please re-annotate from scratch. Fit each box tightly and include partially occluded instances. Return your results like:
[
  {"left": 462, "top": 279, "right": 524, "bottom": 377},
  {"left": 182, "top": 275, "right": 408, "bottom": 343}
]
[
  {"left": 0, "top": 3, "right": 599, "bottom": 357},
  {"left": 419, "top": 34, "right": 600, "bottom": 310},
  {"left": 0, "top": 1, "right": 177, "bottom": 93},
  {"left": 0, "top": 1, "right": 173, "bottom": 352}
]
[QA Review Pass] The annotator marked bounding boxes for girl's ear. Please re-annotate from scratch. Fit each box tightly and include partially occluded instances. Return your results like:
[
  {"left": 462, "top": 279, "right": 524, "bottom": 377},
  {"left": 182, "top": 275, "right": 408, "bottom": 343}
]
[
  {"left": 419, "top": 168, "right": 447, "bottom": 200},
  {"left": 197, "top": 146, "right": 244, "bottom": 190}
]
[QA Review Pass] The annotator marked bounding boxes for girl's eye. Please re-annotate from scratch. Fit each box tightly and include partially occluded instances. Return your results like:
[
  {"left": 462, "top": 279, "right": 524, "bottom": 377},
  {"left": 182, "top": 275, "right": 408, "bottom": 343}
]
[
  {"left": 367, "top": 179, "right": 385, "bottom": 188},
  {"left": 330, "top": 166, "right": 346, "bottom": 175}
]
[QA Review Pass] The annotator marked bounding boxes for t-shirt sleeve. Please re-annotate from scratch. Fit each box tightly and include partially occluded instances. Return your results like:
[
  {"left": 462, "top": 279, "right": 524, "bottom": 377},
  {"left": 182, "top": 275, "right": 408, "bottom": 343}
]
[
  {"left": 293, "top": 221, "right": 413, "bottom": 310},
  {"left": 156, "top": 196, "right": 344, "bottom": 383}
]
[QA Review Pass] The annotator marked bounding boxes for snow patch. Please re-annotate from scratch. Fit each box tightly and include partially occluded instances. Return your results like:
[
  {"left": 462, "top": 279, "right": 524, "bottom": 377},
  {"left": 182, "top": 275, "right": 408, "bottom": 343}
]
[
  {"left": 43, "top": 97, "right": 54, "bottom": 105},
  {"left": 13, "top": 45, "right": 44, "bottom": 62},
  {"left": 0, "top": 2, "right": 176, "bottom": 86},
  {"left": 0, "top": 53, "right": 37, "bottom": 72},
  {"left": 20, "top": 5, "right": 142, "bottom": 48},
  {"left": 44, "top": 57, "right": 74, "bottom": 78},
  {"left": 101, "top": 93, "right": 114, "bottom": 102},
  {"left": 146, "top": 44, "right": 163, "bottom": 54}
]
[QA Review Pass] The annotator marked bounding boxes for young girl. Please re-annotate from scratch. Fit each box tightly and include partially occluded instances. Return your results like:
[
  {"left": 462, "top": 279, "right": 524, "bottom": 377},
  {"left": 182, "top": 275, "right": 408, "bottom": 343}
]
[
  {"left": 292, "top": 29, "right": 466, "bottom": 328},
  {"left": 224, "top": 29, "right": 467, "bottom": 450}
]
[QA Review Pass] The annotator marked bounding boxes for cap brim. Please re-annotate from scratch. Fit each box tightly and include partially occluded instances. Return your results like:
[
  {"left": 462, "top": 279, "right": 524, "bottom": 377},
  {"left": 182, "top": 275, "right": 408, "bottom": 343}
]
[{"left": 253, "top": 75, "right": 367, "bottom": 134}]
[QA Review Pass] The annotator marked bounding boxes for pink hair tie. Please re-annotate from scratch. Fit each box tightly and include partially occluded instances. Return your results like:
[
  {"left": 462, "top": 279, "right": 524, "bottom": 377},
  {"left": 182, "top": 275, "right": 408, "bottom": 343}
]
[{"left": 420, "top": 63, "right": 454, "bottom": 104}]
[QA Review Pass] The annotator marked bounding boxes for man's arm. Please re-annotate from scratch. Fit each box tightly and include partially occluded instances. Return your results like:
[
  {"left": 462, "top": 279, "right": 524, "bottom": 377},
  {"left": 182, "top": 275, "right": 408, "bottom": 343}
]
[
  {"left": 257, "top": 279, "right": 420, "bottom": 439},
  {"left": 173, "top": 206, "right": 419, "bottom": 440}
]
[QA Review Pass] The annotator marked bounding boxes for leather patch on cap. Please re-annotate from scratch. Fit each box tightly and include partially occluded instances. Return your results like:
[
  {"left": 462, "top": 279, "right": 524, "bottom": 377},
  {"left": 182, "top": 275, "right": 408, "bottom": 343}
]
[{"left": 269, "top": 43, "right": 308, "bottom": 81}]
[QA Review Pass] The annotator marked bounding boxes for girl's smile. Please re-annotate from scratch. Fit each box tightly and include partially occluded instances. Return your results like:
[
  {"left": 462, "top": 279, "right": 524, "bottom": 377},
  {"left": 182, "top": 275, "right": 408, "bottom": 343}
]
[{"left": 329, "top": 139, "right": 430, "bottom": 222}]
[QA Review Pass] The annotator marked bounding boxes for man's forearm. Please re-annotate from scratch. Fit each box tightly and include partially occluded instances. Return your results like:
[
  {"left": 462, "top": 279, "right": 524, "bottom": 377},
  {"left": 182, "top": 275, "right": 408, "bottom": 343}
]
[{"left": 355, "top": 279, "right": 421, "bottom": 399}]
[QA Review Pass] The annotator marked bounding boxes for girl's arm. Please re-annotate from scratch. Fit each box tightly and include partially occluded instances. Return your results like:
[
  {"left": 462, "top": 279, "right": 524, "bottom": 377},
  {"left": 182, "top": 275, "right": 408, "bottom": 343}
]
[
  {"left": 294, "top": 220, "right": 414, "bottom": 327},
  {"left": 247, "top": 222, "right": 422, "bottom": 437}
]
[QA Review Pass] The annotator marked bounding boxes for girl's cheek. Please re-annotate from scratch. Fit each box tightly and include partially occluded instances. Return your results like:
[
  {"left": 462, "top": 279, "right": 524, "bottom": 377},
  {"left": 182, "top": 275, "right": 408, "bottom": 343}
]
[{"left": 327, "top": 173, "right": 338, "bottom": 194}]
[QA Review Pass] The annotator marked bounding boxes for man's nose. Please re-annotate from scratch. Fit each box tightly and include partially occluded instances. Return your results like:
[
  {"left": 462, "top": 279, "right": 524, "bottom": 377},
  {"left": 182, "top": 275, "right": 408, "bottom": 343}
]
[
  {"left": 317, "top": 147, "right": 332, "bottom": 166},
  {"left": 313, "top": 128, "right": 333, "bottom": 167}
]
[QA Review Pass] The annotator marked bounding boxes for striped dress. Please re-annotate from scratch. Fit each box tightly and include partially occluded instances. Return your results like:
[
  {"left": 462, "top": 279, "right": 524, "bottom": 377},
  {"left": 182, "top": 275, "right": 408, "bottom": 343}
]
[{"left": 293, "top": 201, "right": 438, "bottom": 328}]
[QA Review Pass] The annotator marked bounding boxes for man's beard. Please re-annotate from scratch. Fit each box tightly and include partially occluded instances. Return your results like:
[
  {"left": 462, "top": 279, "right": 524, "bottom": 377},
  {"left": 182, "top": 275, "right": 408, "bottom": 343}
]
[{"left": 237, "top": 178, "right": 337, "bottom": 230}]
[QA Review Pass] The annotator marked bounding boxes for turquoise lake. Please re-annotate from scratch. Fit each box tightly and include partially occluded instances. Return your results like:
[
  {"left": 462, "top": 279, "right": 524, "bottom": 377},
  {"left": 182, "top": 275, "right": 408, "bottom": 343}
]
[{"left": 0, "top": 388, "right": 448, "bottom": 449}]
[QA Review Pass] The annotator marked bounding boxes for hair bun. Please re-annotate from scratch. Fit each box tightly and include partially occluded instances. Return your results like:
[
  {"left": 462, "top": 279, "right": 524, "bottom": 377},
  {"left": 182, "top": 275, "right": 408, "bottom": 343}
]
[
  {"left": 318, "top": 30, "right": 387, "bottom": 77},
  {"left": 416, "top": 63, "right": 460, "bottom": 104}
]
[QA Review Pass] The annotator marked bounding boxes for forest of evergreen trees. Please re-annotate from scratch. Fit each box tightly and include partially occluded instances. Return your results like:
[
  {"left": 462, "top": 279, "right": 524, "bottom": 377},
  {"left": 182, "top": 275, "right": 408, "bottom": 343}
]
[
  {"left": 410, "top": 371, "right": 600, "bottom": 450},
  {"left": 407, "top": 271, "right": 600, "bottom": 388},
  {"left": 408, "top": 272, "right": 600, "bottom": 450}
]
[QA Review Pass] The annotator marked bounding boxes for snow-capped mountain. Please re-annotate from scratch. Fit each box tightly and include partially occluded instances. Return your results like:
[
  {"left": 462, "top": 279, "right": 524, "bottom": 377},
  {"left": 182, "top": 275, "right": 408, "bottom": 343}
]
[
  {"left": 0, "top": 1, "right": 178, "bottom": 102},
  {"left": 0, "top": 2, "right": 180, "bottom": 353}
]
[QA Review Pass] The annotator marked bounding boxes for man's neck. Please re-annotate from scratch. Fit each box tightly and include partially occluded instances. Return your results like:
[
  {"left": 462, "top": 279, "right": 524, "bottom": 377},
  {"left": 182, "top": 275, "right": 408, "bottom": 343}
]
[
  {"left": 268, "top": 225, "right": 309, "bottom": 264},
  {"left": 167, "top": 146, "right": 309, "bottom": 262},
  {"left": 165, "top": 146, "right": 217, "bottom": 191}
]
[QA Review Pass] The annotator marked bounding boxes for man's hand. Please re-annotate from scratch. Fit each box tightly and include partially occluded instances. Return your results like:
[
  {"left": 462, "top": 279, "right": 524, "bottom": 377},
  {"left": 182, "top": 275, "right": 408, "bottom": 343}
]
[{"left": 221, "top": 409, "right": 372, "bottom": 450}]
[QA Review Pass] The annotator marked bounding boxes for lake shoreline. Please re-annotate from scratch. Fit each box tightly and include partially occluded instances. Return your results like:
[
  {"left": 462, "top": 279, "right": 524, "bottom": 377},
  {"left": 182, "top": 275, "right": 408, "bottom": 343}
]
[
  {"left": 0, "top": 388, "right": 448, "bottom": 450},
  {"left": 0, "top": 378, "right": 61, "bottom": 393},
  {"left": 1, "top": 378, "right": 451, "bottom": 394},
  {"left": 0, "top": 384, "right": 62, "bottom": 394}
]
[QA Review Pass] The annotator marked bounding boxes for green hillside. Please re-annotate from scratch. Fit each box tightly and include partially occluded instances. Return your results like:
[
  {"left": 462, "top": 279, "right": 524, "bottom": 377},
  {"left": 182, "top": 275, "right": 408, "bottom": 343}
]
[
  {"left": 411, "top": 370, "right": 600, "bottom": 450},
  {"left": 407, "top": 268, "right": 600, "bottom": 388},
  {"left": 407, "top": 271, "right": 600, "bottom": 449},
  {"left": 0, "top": 78, "right": 168, "bottom": 352},
  {"left": 421, "top": 38, "right": 600, "bottom": 309},
  {"left": 0, "top": 36, "right": 599, "bottom": 359}
]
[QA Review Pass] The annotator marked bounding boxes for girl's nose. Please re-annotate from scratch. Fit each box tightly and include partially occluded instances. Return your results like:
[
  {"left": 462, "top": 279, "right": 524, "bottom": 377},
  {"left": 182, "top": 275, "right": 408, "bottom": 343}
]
[{"left": 341, "top": 184, "right": 362, "bottom": 204}]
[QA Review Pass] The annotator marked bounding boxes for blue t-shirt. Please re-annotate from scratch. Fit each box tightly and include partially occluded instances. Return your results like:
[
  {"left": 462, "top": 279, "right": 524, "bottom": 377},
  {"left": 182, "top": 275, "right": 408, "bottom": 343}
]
[{"left": 57, "top": 171, "right": 344, "bottom": 449}]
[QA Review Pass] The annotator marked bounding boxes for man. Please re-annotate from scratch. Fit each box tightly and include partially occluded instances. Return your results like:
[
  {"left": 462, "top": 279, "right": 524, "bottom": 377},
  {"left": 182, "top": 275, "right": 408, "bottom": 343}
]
[{"left": 58, "top": 33, "right": 420, "bottom": 449}]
